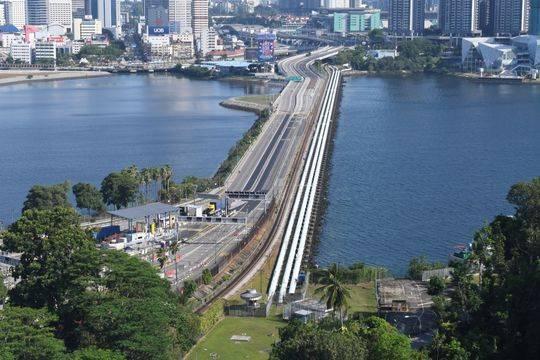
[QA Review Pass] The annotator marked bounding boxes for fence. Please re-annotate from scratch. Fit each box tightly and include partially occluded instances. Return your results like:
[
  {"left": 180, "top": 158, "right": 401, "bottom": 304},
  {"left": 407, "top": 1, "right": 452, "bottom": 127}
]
[{"left": 224, "top": 303, "right": 267, "bottom": 317}]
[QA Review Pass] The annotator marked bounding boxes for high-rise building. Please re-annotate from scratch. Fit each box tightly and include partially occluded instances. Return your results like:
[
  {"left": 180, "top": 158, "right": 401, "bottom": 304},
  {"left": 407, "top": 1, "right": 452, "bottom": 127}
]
[
  {"left": 49, "top": 0, "right": 72, "bottom": 29},
  {"left": 72, "top": 0, "right": 85, "bottom": 18},
  {"left": 439, "top": 0, "right": 479, "bottom": 35},
  {"left": 90, "top": 0, "right": 120, "bottom": 27},
  {"left": 479, "top": 0, "right": 494, "bottom": 35},
  {"left": 492, "top": 0, "right": 528, "bottom": 35},
  {"left": 192, "top": 0, "right": 208, "bottom": 39},
  {"left": 389, "top": 0, "right": 425, "bottom": 35},
  {"left": 73, "top": 15, "right": 101, "bottom": 39},
  {"left": 27, "top": 0, "right": 48, "bottom": 25},
  {"left": 323, "top": 0, "right": 350, "bottom": 7},
  {"left": 169, "top": 0, "right": 192, "bottom": 33},
  {"left": 530, "top": 0, "right": 540, "bottom": 34},
  {"left": 4, "top": 0, "right": 26, "bottom": 28},
  {"left": 0, "top": 2, "right": 5, "bottom": 26}
]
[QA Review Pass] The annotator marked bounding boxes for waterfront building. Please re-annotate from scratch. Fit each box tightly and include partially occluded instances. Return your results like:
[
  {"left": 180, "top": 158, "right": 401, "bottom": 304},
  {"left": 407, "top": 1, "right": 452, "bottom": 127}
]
[
  {"left": 4, "top": 0, "right": 26, "bottom": 29},
  {"left": 531, "top": 0, "right": 540, "bottom": 35},
  {"left": 9, "top": 41, "right": 31, "bottom": 62},
  {"left": 35, "top": 40, "right": 56, "bottom": 61},
  {"left": 48, "top": 0, "right": 73, "bottom": 30},
  {"left": 169, "top": 0, "right": 192, "bottom": 34},
  {"left": 73, "top": 15, "right": 101, "bottom": 40},
  {"left": 388, "top": 0, "right": 425, "bottom": 35},
  {"left": 439, "top": 0, "right": 479, "bottom": 35},
  {"left": 192, "top": 0, "right": 208, "bottom": 40},
  {"left": 462, "top": 35, "right": 540, "bottom": 72},
  {"left": 200, "top": 26, "right": 216, "bottom": 55},
  {"left": 492, "top": 0, "right": 529, "bottom": 35}
]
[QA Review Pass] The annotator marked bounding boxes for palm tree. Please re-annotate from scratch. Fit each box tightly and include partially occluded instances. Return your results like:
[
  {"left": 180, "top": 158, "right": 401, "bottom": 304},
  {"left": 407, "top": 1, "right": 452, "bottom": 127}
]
[
  {"left": 162, "top": 165, "right": 173, "bottom": 196},
  {"left": 151, "top": 168, "right": 160, "bottom": 201},
  {"left": 314, "top": 263, "right": 351, "bottom": 326},
  {"left": 169, "top": 240, "right": 180, "bottom": 286},
  {"left": 141, "top": 168, "right": 152, "bottom": 202}
]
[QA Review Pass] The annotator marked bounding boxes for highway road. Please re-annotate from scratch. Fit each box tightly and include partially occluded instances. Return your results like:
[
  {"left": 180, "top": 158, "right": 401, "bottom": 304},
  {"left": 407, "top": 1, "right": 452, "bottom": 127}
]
[{"left": 170, "top": 47, "right": 342, "bottom": 286}]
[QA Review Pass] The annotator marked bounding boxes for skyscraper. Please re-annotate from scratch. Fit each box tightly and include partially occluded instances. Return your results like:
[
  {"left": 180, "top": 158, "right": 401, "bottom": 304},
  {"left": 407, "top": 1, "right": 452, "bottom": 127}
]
[
  {"left": 389, "top": 0, "right": 425, "bottom": 35},
  {"left": 192, "top": 0, "right": 208, "bottom": 39},
  {"left": 4, "top": 0, "right": 26, "bottom": 28},
  {"left": 439, "top": 0, "right": 479, "bottom": 35},
  {"left": 169, "top": 0, "right": 192, "bottom": 33},
  {"left": 90, "top": 0, "right": 120, "bottom": 27},
  {"left": 493, "top": 0, "right": 528, "bottom": 35},
  {"left": 72, "top": 0, "right": 85, "bottom": 18},
  {"left": 530, "top": 0, "right": 540, "bottom": 34},
  {"left": 27, "top": 0, "right": 49, "bottom": 25},
  {"left": 49, "top": 0, "right": 73, "bottom": 29}
]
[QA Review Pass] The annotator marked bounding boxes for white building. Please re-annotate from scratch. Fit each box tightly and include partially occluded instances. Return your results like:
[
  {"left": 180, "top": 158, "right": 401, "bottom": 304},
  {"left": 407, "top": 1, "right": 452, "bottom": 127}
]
[
  {"left": 4, "top": 0, "right": 26, "bottom": 29},
  {"left": 323, "top": 0, "right": 350, "bottom": 8},
  {"left": 0, "top": 2, "right": 5, "bottom": 26},
  {"left": 192, "top": 0, "right": 208, "bottom": 40},
  {"left": 73, "top": 16, "right": 102, "bottom": 40},
  {"left": 10, "top": 41, "right": 32, "bottom": 63},
  {"left": 0, "top": 32, "right": 19, "bottom": 47},
  {"left": 169, "top": 0, "right": 192, "bottom": 34},
  {"left": 200, "top": 26, "right": 216, "bottom": 55},
  {"left": 462, "top": 35, "right": 540, "bottom": 73},
  {"left": 147, "top": 35, "right": 171, "bottom": 57},
  {"left": 35, "top": 40, "right": 56, "bottom": 61},
  {"left": 96, "top": 0, "right": 121, "bottom": 28},
  {"left": 48, "top": 0, "right": 73, "bottom": 30}
]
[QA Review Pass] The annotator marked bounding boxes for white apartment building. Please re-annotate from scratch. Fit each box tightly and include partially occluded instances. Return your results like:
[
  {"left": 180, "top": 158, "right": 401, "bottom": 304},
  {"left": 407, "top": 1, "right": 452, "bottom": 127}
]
[
  {"left": 10, "top": 41, "right": 32, "bottom": 63},
  {"left": 35, "top": 40, "right": 56, "bottom": 61},
  {"left": 73, "top": 16, "right": 102, "bottom": 40},
  {"left": 96, "top": 0, "right": 121, "bottom": 28},
  {"left": 4, "top": 0, "right": 26, "bottom": 29},
  {"left": 147, "top": 35, "right": 171, "bottom": 57},
  {"left": 169, "top": 0, "right": 192, "bottom": 33},
  {"left": 49, "top": 0, "right": 73, "bottom": 30},
  {"left": 192, "top": 0, "right": 208, "bottom": 40},
  {"left": 0, "top": 32, "right": 18, "bottom": 47},
  {"left": 200, "top": 26, "right": 216, "bottom": 55}
]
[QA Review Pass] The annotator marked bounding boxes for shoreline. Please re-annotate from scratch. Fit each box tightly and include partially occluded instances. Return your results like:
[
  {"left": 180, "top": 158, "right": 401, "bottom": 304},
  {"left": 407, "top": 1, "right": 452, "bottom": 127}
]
[{"left": 0, "top": 70, "right": 111, "bottom": 87}]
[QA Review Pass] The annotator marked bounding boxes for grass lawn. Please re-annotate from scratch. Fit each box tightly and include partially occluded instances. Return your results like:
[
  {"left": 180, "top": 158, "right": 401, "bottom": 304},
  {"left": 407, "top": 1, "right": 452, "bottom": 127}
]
[
  {"left": 187, "top": 316, "right": 285, "bottom": 360},
  {"left": 307, "top": 281, "right": 377, "bottom": 314}
]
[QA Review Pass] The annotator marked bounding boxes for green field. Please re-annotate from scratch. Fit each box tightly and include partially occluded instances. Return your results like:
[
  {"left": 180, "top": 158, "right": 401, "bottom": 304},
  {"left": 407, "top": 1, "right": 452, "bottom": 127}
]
[
  {"left": 186, "top": 317, "right": 285, "bottom": 360},
  {"left": 307, "top": 282, "right": 377, "bottom": 314}
]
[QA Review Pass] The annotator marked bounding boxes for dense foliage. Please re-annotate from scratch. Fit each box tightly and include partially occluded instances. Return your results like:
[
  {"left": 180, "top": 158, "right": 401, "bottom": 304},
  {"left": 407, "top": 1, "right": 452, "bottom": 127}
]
[
  {"left": 72, "top": 183, "right": 105, "bottom": 214},
  {"left": 311, "top": 262, "right": 388, "bottom": 284},
  {"left": 334, "top": 39, "right": 445, "bottom": 73},
  {"left": 407, "top": 256, "right": 446, "bottom": 280},
  {"left": 22, "top": 181, "right": 71, "bottom": 212},
  {"left": 428, "top": 177, "right": 540, "bottom": 359},
  {"left": 0, "top": 207, "right": 199, "bottom": 359},
  {"left": 271, "top": 316, "right": 419, "bottom": 360}
]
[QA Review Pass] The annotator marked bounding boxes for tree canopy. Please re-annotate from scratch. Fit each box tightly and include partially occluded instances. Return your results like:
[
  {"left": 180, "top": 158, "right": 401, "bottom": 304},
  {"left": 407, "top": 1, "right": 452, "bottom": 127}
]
[
  {"left": 22, "top": 181, "right": 71, "bottom": 213},
  {"left": 72, "top": 183, "right": 105, "bottom": 214},
  {"left": 101, "top": 171, "right": 139, "bottom": 209}
]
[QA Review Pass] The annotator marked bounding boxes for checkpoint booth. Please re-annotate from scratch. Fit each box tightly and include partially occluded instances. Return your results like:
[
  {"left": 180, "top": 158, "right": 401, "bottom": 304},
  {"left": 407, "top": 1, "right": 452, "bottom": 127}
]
[{"left": 104, "top": 203, "right": 180, "bottom": 251}]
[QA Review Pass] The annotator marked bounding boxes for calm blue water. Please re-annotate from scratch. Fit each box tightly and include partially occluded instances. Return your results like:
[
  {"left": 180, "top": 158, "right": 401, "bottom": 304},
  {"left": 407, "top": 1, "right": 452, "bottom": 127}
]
[
  {"left": 317, "top": 75, "right": 540, "bottom": 275},
  {"left": 0, "top": 74, "right": 273, "bottom": 224}
]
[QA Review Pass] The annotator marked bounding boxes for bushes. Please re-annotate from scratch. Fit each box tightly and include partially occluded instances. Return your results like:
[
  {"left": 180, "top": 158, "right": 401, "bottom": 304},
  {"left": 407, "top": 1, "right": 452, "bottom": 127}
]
[
  {"left": 199, "top": 299, "right": 225, "bottom": 334},
  {"left": 311, "top": 263, "right": 388, "bottom": 284}
]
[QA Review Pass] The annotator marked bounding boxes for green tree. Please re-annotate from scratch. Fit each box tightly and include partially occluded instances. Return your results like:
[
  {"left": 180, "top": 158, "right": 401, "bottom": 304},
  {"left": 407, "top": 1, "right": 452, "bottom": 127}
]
[
  {"left": 181, "top": 280, "right": 197, "bottom": 304},
  {"left": 72, "top": 183, "right": 105, "bottom": 214},
  {"left": 270, "top": 321, "right": 367, "bottom": 360},
  {"left": 428, "top": 332, "right": 469, "bottom": 360},
  {"left": 169, "top": 240, "right": 180, "bottom": 285},
  {"left": 202, "top": 268, "right": 212, "bottom": 285},
  {"left": 70, "top": 347, "right": 125, "bottom": 360},
  {"left": 22, "top": 181, "right": 71, "bottom": 212},
  {"left": 314, "top": 263, "right": 351, "bottom": 325},
  {"left": 1, "top": 207, "right": 99, "bottom": 310},
  {"left": 407, "top": 256, "right": 444, "bottom": 280},
  {"left": 427, "top": 276, "right": 445, "bottom": 295},
  {"left": 0, "top": 272, "right": 7, "bottom": 304},
  {"left": 0, "top": 306, "right": 66, "bottom": 360},
  {"left": 355, "top": 316, "right": 416, "bottom": 360},
  {"left": 101, "top": 171, "right": 139, "bottom": 209}
]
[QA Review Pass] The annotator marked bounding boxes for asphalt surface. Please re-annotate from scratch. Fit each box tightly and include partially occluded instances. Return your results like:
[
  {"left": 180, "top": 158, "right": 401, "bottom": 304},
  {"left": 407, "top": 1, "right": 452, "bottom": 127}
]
[{"left": 170, "top": 47, "right": 341, "bottom": 284}]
